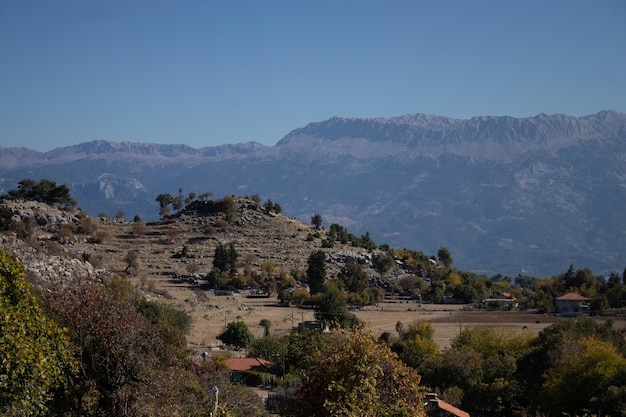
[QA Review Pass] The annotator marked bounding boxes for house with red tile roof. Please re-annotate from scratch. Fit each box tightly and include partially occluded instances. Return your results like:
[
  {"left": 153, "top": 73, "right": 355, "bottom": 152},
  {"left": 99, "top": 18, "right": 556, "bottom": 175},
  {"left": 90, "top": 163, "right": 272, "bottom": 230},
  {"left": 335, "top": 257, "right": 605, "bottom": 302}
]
[
  {"left": 556, "top": 292, "right": 590, "bottom": 316},
  {"left": 224, "top": 357, "right": 272, "bottom": 385},
  {"left": 424, "top": 393, "right": 470, "bottom": 417},
  {"left": 224, "top": 357, "right": 270, "bottom": 372}
]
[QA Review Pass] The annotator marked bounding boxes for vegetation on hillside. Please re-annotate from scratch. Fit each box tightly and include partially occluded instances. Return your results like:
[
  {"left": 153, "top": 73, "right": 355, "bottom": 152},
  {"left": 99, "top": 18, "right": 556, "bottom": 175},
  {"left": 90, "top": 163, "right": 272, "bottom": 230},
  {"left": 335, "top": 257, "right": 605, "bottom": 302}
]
[{"left": 1, "top": 180, "right": 626, "bottom": 416}]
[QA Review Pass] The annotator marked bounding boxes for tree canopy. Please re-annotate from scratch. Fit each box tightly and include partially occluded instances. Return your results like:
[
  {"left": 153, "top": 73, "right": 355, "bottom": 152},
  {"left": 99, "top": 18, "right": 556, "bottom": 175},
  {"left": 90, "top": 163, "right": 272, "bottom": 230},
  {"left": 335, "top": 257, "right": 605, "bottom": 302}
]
[
  {"left": 218, "top": 321, "right": 254, "bottom": 350},
  {"left": 3, "top": 178, "right": 76, "bottom": 207},
  {"left": 293, "top": 324, "right": 427, "bottom": 417}
]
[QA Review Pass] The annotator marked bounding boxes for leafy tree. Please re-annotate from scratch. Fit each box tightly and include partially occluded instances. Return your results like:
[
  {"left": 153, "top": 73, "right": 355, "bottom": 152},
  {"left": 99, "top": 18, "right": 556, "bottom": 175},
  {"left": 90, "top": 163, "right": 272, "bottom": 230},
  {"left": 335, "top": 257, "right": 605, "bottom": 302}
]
[
  {"left": 540, "top": 336, "right": 626, "bottom": 416},
  {"left": 259, "top": 318, "right": 272, "bottom": 337},
  {"left": 396, "top": 275, "right": 428, "bottom": 297},
  {"left": 314, "top": 282, "right": 358, "bottom": 329},
  {"left": 155, "top": 193, "right": 174, "bottom": 216},
  {"left": 372, "top": 252, "right": 394, "bottom": 278},
  {"left": 437, "top": 246, "right": 453, "bottom": 268},
  {"left": 338, "top": 263, "right": 369, "bottom": 293},
  {"left": 0, "top": 248, "right": 76, "bottom": 415},
  {"left": 248, "top": 334, "right": 285, "bottom": 365},
  {"left": 306, "top": 250, "right": 326, "bottom": 295},
  {"left": 283, "top": 329, "right": 336, "bottom": 375},
  {"left": 212, "top": 242, "right": 238, "bottom": 278},
  {"left": 516, "top": 318, "right": 626, "bottom": 414},
  {"left": 293, "top": 324, "right": 427, "bottom": 417},
  {"left": 329, "top": 223, "right": 350, "bottom": 244},
  {"left": 353, "top": 231, "right": 377, "bottom": 251},
  {"left": 420, "top": 326, "right": 532, "bottom": 415},
  {"left": 311, "top": 213, "right": 322, "bottom": 230},
  {"left": 218, "top": 321, "right": 254, "bottom": 350},
  {"left": 392, "top": 320, "right": 440, "bottom": 369},
  {"left": 3, "top": 178, "right": 76, "bottom": 207},
  {"left": 428, "top": 279, "right": 446, "bottom": 302}
]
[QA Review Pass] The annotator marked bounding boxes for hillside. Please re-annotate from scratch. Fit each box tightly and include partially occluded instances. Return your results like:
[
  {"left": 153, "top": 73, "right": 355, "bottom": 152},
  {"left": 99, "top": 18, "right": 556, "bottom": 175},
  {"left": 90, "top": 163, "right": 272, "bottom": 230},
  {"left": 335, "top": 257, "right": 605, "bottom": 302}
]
[
  {"left": 1, "top": 111, "right": 625, "bottom": 276},
  {"left": 2, "top": 197, "right": 419, "bottom": 349}
]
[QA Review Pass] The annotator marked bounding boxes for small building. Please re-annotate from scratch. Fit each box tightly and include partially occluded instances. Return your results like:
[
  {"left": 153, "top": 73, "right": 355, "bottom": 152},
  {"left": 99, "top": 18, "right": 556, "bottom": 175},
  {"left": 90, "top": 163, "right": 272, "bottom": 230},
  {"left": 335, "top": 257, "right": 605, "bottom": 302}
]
[
  {"left": 224, "top": 357, "right": 271, "bottom": 385},
  {"left": 556, "top": 292, "right": 590, "bottom": 316},
  {"left": 424, "top": 393, "right": 470, "bottom": 417},
  {"left": 224, "top": 357, "right": 270, "bottom": 372},
  {"left": 298, "top": 320, "right": 326, "bottom": 332},
  {"left": 482, "top": 292, "right": 518, "bottom": 310}
]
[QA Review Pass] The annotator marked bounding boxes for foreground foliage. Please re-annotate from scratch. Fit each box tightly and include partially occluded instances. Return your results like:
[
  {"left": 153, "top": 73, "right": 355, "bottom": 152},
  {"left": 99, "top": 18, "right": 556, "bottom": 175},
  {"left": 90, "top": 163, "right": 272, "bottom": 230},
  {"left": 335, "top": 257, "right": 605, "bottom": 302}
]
[
  {"left": 42, "top": 278, "right": 214, "bottom": 416},
  {"left": 291, "top": 324, "right": 426, "bottom": 417},
  {"left": 0, "top": 248, "right": 76, "bottom": 416}
]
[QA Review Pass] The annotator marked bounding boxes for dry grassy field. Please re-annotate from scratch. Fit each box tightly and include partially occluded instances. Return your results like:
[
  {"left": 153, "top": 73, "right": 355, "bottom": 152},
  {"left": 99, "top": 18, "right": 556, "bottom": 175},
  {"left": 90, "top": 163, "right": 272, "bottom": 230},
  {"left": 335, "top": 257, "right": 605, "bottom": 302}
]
[{"left": 165, "top": 285, "right": 598, "bottom": 352}]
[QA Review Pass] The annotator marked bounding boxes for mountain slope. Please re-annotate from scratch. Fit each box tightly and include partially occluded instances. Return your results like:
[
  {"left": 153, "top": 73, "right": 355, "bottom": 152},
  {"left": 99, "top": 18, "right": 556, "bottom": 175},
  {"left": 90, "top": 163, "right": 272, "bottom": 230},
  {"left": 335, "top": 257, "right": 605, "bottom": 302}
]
[{"left": 1, "top": 111, "right": 625, "bottom": 276}]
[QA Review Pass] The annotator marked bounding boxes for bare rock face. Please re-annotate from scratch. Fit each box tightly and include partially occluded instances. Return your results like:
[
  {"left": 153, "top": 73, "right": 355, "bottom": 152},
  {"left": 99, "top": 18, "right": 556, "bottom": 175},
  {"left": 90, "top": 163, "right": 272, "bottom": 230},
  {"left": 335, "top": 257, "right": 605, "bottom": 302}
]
[
  {"left": 6, "top": 199, "right": 78, "bottom": 232},
  {"left": 1, "top": 200, "right": 101, "bottom": 288}
]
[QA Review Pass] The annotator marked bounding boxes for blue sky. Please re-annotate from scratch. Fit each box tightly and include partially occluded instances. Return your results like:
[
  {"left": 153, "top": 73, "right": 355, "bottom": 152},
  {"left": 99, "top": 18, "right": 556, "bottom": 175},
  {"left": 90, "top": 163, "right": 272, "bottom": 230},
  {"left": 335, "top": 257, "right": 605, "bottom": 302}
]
[{"left": 1, "top": 0, "right": 625, "bottom": 151}]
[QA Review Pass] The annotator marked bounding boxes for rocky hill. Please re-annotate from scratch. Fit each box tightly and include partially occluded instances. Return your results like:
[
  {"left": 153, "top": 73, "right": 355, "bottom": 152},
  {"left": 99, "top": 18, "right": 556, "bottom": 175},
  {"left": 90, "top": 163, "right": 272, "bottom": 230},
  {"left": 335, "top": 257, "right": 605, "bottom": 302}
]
[
  {"left": 1, "top": 111, "right": 625, "bottom": 276},
  {"left": 2, "top": 198, "right": 424, "bottom": 348}
]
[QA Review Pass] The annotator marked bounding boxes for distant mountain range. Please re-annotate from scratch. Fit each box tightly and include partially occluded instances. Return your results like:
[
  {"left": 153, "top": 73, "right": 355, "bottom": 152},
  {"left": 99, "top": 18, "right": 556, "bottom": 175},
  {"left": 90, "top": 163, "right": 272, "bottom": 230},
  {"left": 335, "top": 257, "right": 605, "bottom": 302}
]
[{"left": 1, "top": 110, "right": 625, "bottom": 277}]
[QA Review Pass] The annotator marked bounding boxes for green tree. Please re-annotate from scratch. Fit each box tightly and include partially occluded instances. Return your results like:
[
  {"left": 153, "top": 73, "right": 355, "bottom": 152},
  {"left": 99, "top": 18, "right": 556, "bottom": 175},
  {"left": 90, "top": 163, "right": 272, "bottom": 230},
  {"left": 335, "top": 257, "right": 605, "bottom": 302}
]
[
  {"left": 218, "top": 321, "right": 254, "bottom": 350},
  {"left": 259, "top": 318, "right": 272, "bottom": 337},
  {"left": 437, "top": 246, "right": 453, "bottom": 268},
  {"left": 540, "top": 336, "right": 626, "bottom": 416},
  {"left": 428, "top": 279, "right": 446, "bottom": 302},
  {"left": 421, "top": 326, "right": 532, "bottom": 414},
  {"left": 306, "top": 250, "right": 326, "bottom": 295},
  {"left": 212, "top": 243, "right": 238, "bottom": 278},
  {"left": 392, "top": 320, "right": 440, "bottom": 369},
  {"left": 0, "top": 248, "right": 76, "bottom": 415},
  {"left": 314, "top": 282, "right": 358, "bottom": 329},
  {"left": 293, "top": 324, "right": 427, "bottom": 417},
  {"left": 372, "top": 252, "right": 394, "bottom": 278},
  {"left": 155, "top": 193, "right": 174, "bottom": 216},
  {"left": 4, "top": 178, "right": 76, "bottom": 207},
  {"left": 311, "top": 213, "right": 323, "bottom": 230},
  {"left": 338, "top": 263, "right": 369, "bottom": 293},
  {"left": 516, "top": 318, "right": 626, "bottom": 414}
]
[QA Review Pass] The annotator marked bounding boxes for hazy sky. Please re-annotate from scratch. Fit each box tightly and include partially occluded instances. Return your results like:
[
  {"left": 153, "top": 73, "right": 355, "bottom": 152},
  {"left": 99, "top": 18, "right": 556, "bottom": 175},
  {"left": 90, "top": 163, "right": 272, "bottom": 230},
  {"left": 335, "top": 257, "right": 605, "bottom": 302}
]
[{"left": 1, "top": 1, "right": 625, "bottom": 151}]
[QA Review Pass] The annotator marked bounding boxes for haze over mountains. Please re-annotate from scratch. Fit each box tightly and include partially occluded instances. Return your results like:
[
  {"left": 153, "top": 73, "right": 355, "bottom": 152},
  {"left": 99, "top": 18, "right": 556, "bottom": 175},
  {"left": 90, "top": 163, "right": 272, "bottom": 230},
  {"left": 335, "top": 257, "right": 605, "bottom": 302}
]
[{"left": 1, "top": 111, "right": 625, "bottom": 277}]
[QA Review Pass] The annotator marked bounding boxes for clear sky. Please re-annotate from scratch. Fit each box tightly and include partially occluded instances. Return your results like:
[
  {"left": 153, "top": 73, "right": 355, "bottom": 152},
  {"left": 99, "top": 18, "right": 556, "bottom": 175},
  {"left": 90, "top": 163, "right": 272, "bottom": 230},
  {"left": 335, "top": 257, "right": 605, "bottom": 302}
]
[{"left": 1, "top": 0, "right": 625, "bottom": 151}]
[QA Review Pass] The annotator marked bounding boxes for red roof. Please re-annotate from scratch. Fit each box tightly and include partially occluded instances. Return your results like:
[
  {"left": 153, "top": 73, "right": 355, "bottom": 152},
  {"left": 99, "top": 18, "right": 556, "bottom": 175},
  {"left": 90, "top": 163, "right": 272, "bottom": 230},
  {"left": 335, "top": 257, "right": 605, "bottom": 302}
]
[
  {"left": 438, "top": 400, "right": 470, "bottom": 417},
  {"left": 425, "top": 398, "right": 470, "bottom": 417},
  {"left": 225, "top": 357, "right": 270, "bottom": 371},
  {"left": 557, "top": 292, "right": 590, "bottom": 301}
]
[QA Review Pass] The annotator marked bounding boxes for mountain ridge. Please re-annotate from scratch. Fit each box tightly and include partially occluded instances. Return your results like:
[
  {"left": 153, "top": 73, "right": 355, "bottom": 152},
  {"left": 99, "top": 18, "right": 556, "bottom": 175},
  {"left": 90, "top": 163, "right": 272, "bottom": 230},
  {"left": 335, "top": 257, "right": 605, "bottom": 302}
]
[{"left": 1, "top": 110, "right": 625, "bottom": 277}]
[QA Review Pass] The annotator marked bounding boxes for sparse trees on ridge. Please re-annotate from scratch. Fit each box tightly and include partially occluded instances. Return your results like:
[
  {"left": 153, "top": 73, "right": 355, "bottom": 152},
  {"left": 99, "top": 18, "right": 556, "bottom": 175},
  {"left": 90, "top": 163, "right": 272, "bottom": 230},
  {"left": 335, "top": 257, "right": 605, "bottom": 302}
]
[
  {"left": 3, "top": 178, "right": 76, "bottom": 207},
  {"left": 311, "top": 213, "right": 322, "bottom": 230}
]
